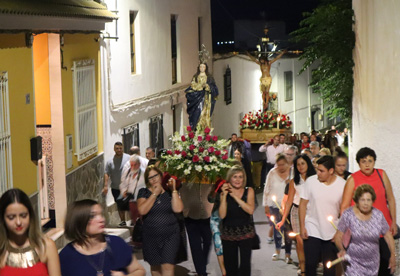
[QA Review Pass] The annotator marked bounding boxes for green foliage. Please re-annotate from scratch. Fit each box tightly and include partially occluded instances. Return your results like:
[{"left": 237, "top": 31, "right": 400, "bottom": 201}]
[{"left": 291, "top": 0, "right": 355, "bottom": 127}]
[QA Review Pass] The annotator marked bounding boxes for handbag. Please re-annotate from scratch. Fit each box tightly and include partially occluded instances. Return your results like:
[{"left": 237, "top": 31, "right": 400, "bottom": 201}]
[
  {"left": 116, "top": 193, "right": 133, "bottom": 211},
  {"left": 249, "top": 214, "right": 260, "bottom": 250},
  {"left": 376, "top": 169, "right": 400, "bottom": 240}
]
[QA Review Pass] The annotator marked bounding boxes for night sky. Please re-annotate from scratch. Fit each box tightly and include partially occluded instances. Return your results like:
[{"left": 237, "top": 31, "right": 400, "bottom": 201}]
[{"left": 211, "top": 0, "right": 320, "bottom": 52}]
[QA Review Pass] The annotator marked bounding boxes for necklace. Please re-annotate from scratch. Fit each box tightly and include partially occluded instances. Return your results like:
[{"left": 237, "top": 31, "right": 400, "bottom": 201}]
[{"left": 85, "top": 247, "right": 106, "bottom": 276}]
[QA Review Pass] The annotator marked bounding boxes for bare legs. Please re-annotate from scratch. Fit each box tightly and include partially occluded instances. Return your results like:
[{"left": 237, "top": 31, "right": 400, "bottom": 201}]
[{"left": 150, "top": 264, "right": 174, "bottom": 276}]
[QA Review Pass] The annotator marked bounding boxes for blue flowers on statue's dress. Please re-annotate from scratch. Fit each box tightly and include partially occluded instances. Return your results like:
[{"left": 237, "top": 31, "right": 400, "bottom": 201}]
[{"left": 185, "top": 63, "right": 219, "bottom": 130}]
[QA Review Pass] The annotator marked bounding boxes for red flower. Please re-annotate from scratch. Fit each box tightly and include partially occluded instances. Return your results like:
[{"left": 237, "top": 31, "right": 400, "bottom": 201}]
[
  {"left": 208, "top": 147, "right": 215, "bottom": 153},
  {"left": 263, "top": 119, "right": 267, "bottom": 123},
  {"left": 204, "top": 127, "right": 211, "bottom": 134},
  {"left": 188, "top": 132, "right": 195, "bottom": 139},
  {"left": 187, "top": 126, "right": 192, "bottom": 132},
  {"left": 215, "top": 150, "right": 221, "bottom": 156},
  {"left": 197, "top": 136, "right": 203, "bottom": 142},
  {"left": 192, "top": 155, "right": 200, "bottom": 163},
  {"left": 181, "top": 151, "right": 187, "bottom": 157},
  {"left": 181, "top": 135, "right": 186, "bottom": 142},
  {"left": 212, "top": 135, "right": 218, "bottom": 142},
  {"left": 199, "top": 147, "right": 205, "bottom": 153},
  {"left": 205, "top": 135, "right": 211, "bottom": 141},
  {"left": 204, "top": 156, "right": 210, "bottom": 163},
  {"left": 222, "top": 154, "right": 228, "bottom": 160},
  {"left": 189, "top": 144, "right": 196, "bottom": 151},
  {"left": 240, "top": 123, "right": 243, "bottom": 126},
  {"left": 252, "top": 120, "right": 256, "bottom": 124},
  {"left": 167, "top": 150, "right": 173, "bottom": 155},
  {"left": 174, "top": 150, "right": 181, "bottom": 155},
  {"left": 264, "top": 114, "right": 268, "bottom": 118}
]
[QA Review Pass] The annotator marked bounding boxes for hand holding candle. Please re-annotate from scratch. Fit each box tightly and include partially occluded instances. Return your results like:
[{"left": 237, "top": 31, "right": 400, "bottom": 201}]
[
  {"left": 327, "top": 215, "right": 338, "bottom": 230},
  {"left": 326, "top": 254, "right": 351, "bottom": 268},
  {"left": 272, "top": 195, "right": 290, "bottom": 224},
  {"left": 270, "top": 215, "right": 284, "bottom": 237},
  {"left": 288, "top": 232, "right": 300, "bottom": 238}
]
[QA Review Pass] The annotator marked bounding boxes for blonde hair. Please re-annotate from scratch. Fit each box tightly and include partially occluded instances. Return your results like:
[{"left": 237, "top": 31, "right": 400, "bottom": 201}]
[
  {"left": 226, "top": 165, "right": 246, "bottom": 188},
  {"left": 319, "top": 147, "right": 331, "bottom": 156}
]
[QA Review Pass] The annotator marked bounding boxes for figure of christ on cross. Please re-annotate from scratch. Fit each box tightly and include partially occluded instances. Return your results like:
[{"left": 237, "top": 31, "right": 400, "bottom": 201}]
[{"left": 247, "top": 49, "right": 287, "bottom": 111}]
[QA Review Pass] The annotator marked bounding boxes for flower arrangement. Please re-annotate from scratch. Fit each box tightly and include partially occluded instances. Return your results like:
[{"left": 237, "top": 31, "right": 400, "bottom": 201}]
[
  {"left": 160, "top": 126, "right": 234, "bottom": 184},
  {"left": 240, "top": 110, "right": 292, "bottom": 130}
]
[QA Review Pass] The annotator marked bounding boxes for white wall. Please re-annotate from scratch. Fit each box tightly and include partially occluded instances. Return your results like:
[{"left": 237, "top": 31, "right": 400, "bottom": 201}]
[
  {"left": 101, "top": 0, "right": 212, "bottom": 159},
  {"left": 212, "top": 55, "right": 321, "bottom": 139},
  {"left": 352, "top": 0, "right": 400, "bottom": 222}
]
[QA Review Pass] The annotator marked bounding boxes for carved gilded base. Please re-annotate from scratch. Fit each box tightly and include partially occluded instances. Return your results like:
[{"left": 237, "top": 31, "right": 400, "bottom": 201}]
[{"left": 240, "top": 128, "right": 292, "bottom": 143}]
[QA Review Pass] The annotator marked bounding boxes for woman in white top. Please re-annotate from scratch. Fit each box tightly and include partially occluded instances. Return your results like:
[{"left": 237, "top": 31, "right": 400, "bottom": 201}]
[
  {"left": 277, "top": 154, "right": 316, "bottom": 275},
  {"left": 263, "top": 154, "right": 291, "bottom": 261}
]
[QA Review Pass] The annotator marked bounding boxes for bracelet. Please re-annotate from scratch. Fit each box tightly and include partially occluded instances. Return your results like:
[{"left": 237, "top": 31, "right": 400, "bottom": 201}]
[
  {"left": 152, "top": 193, "right": 157, "bottom": 197},
  {"left": 172, "top": 190, "right": 178, "bottom": 193}
]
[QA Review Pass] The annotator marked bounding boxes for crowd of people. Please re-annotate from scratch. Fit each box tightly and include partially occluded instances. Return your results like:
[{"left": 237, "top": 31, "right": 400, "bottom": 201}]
[{"left": 0, "top": 127, "right": 397, "bottom": 276}]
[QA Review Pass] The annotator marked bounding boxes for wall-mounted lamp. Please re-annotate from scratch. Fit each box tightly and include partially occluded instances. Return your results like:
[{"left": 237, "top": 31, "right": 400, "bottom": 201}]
[{"left": 25, "top": 33, "right": 34, "bottom": 48}]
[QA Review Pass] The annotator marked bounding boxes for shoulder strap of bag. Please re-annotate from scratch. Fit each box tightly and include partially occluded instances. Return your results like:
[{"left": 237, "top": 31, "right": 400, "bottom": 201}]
[{"left": 376, "top": 169, "right": 388, "bottom": 204}]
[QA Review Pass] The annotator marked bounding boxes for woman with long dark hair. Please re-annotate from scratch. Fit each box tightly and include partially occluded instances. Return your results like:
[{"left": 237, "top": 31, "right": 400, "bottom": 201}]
[
  {"left": 0, "top": 189, "right": 61, "bottom": 276},
  {"left": 276, "top": 154, "right": 316, "bottom": 275}
]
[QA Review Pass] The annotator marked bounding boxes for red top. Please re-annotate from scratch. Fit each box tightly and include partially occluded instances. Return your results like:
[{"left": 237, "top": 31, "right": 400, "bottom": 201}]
[
  {"left": 352, "top": 169, "right": 392, "bottom": 227},
  {"left": 301, "top": 142, "right": 310, "bottom": 150},
  {"left": 0, "top": 262, "right": 49, "bottom": 276}
]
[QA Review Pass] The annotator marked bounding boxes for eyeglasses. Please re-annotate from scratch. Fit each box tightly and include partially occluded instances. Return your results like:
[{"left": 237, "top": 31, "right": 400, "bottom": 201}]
[{"left": 148, "top": 174, "right": 160, "bottom": 181}]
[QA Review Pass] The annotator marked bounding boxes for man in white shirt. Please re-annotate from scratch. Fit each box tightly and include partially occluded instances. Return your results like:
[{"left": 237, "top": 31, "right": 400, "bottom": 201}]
[
  {"left": 299, "top": 155, "right": 346, "bottom": 276},
  {"left": 259, "top": 135, "right": 285, "bottom": 188}
]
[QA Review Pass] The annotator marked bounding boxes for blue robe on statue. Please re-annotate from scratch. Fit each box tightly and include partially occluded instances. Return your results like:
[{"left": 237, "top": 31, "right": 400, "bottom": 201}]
[{"left": 185, "top": 74, "right": 219, "bottom": 130}]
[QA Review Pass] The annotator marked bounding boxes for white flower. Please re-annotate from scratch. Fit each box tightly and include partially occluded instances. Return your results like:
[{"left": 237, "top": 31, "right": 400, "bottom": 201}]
[
  {"left": 184, "top": 169, "right": 191, "bottom": 175},
  {"left": 204, "top": 165, "right": 210, "bottom": 171},
  {"left": 195, "top": 165, "right": 202, "bottom": 172}
]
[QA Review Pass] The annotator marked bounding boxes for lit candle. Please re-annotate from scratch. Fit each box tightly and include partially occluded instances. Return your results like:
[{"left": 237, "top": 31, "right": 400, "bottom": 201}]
[
  {"left": 288, "top": 232, "right": 300, "bottom": 238},
  {"left": 271, "top": 195, "right": 290, "bottom": 224},
  {"left": 326, "top": 255, "right": 350, "bottom": 269},
  {"left": 277, "top": 116, "right": 281, "bottom": 129},
  {"left": 270, "top": 215, "right": 284, "bottom": 237},
  {"left": 327, "top": 216, "right": 338, "bottom": 230}
]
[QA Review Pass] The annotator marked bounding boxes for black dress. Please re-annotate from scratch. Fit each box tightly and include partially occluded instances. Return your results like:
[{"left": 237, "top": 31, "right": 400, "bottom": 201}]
[{"left": 137, "top": 188, "right": 180, "bottom": 265}]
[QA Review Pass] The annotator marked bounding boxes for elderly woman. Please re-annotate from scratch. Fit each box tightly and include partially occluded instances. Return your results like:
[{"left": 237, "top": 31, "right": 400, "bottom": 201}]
[
  {"left": 263, "top": 154, "right": 292, "bottom": 262},
  {"left": 0, "top": 189, "right": 60, "bottom": 276},
  {"left": 340, "top": 147, "right": 397, "bottom": 275},
  {"left": 59, "top": 199, "right": 145, "bottom": 276},
  {"left": 137, "top": 166, "right": 184, "bottom": 276},
  {"left": 219, "top": 165, "right": 255, "bottom": 276},
  {"left": 336, "top": 184, "right": 396, "bottom": 275}
]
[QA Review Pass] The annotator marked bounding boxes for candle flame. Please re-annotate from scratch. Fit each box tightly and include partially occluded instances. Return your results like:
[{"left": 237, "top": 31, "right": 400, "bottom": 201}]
[
  {"left": 327, "top": 216, "right": 333, "bottom": 222},
  {"left": 272, "top": 195, "right": 276, "bottom": 201},
  {"left": 289, "top": 232, "right": 299, "bottom": 237},
  {"left": 326, "top": 261, "right": 332, "bottom": 269},
  {"left": 270, "top": 215, "right": 275, "bottom": 222}
]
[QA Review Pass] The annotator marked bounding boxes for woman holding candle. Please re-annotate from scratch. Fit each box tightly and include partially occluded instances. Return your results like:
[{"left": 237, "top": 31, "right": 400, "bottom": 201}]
[
  {"left": 263, "top": 154, "right": 292, "bottom": 261},
  {"left": 340, "top": 147, "right": 397, "bottom": 276},
  {"left": 276, "top": 154, "right": 316, "bottom": 275},
  {"left": 335, "top": 184, "right": 396, "bottom": 275},
  {"left": 219, "top": 165, "right": 255, "bottom": 276}
]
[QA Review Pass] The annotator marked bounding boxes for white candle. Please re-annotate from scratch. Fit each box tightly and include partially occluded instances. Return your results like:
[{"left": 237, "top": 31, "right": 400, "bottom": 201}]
[
  {"left": 270, "top": 215, "right": 284, "bottom": 237},
  {"left": 271, "top": 195, "right": 290, "bottom": 224},
  {"left": 327, "top": 216, "right": 338, "bottom": 230},
  {"left": 288, "top": 232, "right": 300, "bottom": 237}
]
